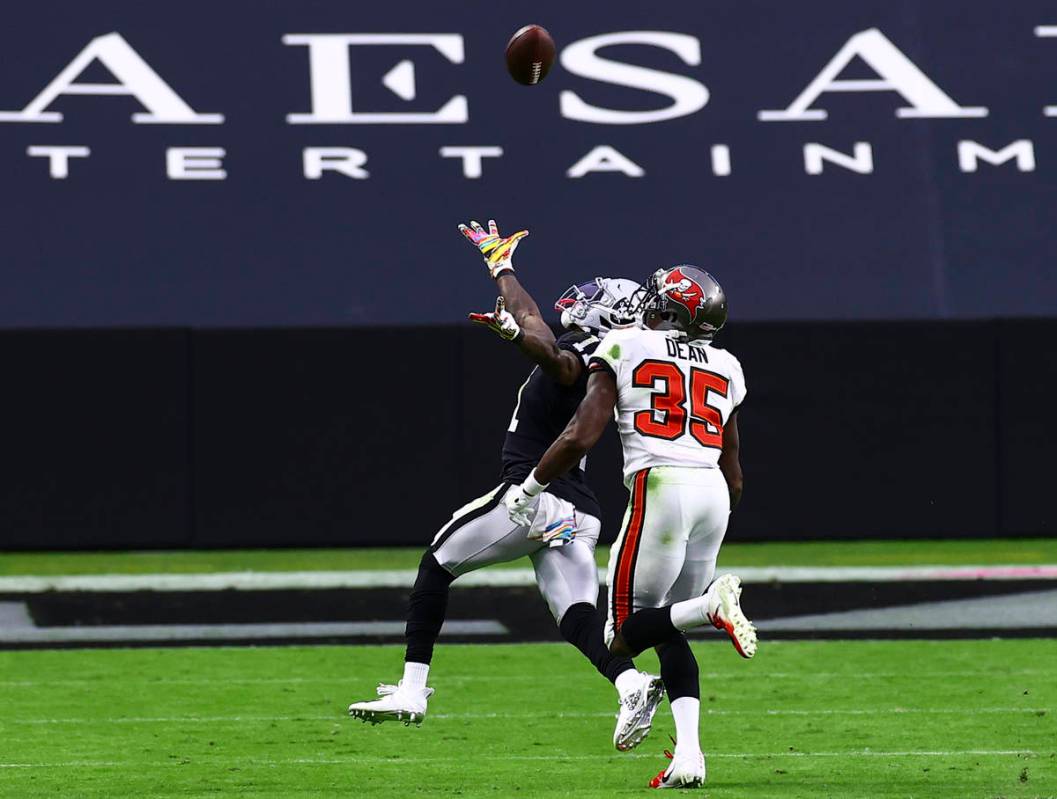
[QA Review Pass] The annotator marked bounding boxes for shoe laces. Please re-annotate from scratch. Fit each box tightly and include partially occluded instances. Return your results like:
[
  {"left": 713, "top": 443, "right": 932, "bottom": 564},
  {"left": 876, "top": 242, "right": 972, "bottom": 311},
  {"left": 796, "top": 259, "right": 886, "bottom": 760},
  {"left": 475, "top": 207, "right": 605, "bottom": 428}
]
[
  {"left": 661, "top": 736, "right": 676, "bottom": 766},
  {"left": 619, "top": 672, "right": 651, "bottom": 706}
]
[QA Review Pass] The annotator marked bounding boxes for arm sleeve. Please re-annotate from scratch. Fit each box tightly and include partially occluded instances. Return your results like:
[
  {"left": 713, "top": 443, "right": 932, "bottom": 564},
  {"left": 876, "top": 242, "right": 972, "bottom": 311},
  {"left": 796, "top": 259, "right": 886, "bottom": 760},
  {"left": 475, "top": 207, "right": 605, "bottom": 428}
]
[{"left": 557, "top": 332, "right": 601, "bottom": 367}]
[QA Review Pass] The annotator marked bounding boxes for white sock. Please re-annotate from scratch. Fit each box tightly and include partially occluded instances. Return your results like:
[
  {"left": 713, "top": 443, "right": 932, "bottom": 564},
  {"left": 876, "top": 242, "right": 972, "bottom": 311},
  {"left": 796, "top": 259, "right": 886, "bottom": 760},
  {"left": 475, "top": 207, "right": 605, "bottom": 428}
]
[
  {"left": 669, "top": 595, "right": 709, "bottom": 631},
  {"left": 402, "top": 661, "right": 430, "bottom": 690},
  {"left": 670, "top": 697, "right": 701, "bottom": 755},
  {"left": 614, "top": 668, "right": 641, "bottom": 697}
]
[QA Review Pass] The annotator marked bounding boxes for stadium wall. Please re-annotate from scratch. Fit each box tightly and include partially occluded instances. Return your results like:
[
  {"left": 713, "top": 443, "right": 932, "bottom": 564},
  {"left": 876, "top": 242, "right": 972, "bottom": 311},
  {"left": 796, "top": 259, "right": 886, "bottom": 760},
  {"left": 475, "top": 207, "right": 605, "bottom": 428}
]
[{"left": 1, "top": 319, "right": 1053, "bottom": 550}]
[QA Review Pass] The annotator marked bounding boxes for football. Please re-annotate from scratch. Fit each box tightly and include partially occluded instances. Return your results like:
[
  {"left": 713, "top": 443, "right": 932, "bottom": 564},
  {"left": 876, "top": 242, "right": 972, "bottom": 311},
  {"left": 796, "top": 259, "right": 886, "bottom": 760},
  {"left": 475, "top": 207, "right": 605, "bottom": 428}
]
[{"left": 505, "top": 24, "right": 556, "bottom": 85}]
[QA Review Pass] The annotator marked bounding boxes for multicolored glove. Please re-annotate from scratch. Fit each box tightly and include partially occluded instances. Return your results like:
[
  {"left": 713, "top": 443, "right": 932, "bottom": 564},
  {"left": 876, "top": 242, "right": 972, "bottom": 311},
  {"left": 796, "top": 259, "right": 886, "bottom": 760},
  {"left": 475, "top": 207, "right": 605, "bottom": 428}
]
[
  {"left": 468, "top": 296, "right": 522, "bottom": 341},
  {"left": 458, "top": 219, "right": 529, "bottom": 279}
]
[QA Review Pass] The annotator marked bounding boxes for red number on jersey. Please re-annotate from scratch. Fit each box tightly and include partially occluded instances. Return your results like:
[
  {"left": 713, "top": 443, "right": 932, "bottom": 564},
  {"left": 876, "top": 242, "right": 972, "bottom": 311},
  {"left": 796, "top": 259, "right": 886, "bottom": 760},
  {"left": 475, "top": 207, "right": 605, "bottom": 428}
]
[
  {"left": 631, "top": 361, "right": 730, "bottom": 449},
  {"left": 689, "top": 369, "right": 729, "bottom": 448},
  {"left": 631, "top": 361, "right": 685, "bottom": 440}
]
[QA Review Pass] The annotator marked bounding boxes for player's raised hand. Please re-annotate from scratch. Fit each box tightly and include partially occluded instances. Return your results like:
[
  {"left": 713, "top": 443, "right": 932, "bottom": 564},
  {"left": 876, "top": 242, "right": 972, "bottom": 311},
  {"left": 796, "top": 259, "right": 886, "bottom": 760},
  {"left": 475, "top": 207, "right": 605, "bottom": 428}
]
[
  {"left": 468, "top": 296, "right": 522, "bottom": 342},
  {"left": 458, "top": 218, "right": 529, "bottom": 279}
]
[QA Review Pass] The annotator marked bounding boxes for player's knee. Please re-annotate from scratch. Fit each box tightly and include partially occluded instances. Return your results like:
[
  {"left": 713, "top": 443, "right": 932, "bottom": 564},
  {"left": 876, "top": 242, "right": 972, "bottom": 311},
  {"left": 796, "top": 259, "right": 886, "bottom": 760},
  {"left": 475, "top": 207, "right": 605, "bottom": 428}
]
[
  {"left": 655, "top": 633, "right": 691, "bottom": 658},
  {"left": 609, "top": 632, "right": 634, "bottom": 657},
  {"left": 414, "top": 551, "right": 455, "bottom": 591},
  {"left": 555, "top": 600, "right": 590, "bottom": 630}
]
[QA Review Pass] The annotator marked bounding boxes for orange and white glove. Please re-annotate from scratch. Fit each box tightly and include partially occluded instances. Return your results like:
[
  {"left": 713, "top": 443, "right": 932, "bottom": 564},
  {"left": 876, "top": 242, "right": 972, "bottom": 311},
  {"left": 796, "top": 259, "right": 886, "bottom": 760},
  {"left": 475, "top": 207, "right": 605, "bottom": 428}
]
[
  {"left": 458, "top": 219, "right": 529, "bottom": 279},
  {"left": 468, "top": 296, "right": 522, "bottom": 341}
]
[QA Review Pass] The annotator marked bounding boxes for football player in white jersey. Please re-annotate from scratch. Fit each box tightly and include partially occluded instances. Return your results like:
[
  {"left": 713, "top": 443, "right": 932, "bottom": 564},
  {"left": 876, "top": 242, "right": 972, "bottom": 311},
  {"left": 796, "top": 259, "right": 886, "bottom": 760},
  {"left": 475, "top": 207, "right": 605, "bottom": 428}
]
[
  {"left": 503, "top": 265, "right": 756, "bottom": 789},
  {"left": 349, "top": 221, "right": 668, "bottom": 753}
]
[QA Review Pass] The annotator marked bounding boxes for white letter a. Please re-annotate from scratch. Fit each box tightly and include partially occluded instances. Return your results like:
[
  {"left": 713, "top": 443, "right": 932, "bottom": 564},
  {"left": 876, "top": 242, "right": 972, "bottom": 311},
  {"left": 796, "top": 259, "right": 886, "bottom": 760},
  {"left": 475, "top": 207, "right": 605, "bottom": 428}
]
[
  {"left": 567, "top": 146, "right": 644, "bottom": 178},
  {"left": 0, "top": 32, "right": 223, "bottom": 124},
  {"left": 758, "top": 28, "right": 987, "bottom": 121}
]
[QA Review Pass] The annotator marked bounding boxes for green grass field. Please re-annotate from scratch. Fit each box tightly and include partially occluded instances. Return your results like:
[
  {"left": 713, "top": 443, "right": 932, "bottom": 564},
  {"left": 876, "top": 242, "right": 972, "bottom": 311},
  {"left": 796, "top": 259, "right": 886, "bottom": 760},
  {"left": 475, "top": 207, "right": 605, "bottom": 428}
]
[
  {"left": 2, "top": 539, "right": 1055, "bottom": 796},
  {"left": 3, "top": 538, "right": 1056, "bottom": 576},
  {"left": 2, "top": 640, "right": 1054, "bottom": 798}
]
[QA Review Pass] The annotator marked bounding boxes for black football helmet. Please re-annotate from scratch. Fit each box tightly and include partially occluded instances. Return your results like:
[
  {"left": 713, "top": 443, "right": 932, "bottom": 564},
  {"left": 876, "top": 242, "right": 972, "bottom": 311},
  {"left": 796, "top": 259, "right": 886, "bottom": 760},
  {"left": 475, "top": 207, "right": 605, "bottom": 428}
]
[{"left": 634, "top": 265, "right": 727, "bottom": 340}]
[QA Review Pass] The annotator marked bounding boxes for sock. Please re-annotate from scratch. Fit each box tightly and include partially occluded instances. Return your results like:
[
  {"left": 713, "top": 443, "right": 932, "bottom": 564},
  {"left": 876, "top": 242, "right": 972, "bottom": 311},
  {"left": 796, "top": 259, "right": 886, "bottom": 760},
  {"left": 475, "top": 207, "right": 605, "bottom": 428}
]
[
  {"left": 670, "top": 697, "right": 701, "bottom": 756},
  {"left": 617, "top": 606, "right": 678, "bottom": 656},
  {"left": 402, "top": 661, "right": 430, "bottom": 690},
  {"left": 558, "top": 602, "right": 635, "bottom": 685},
  {"left": 657, "top": 634, "right": 700, "bottom": 701},
  {"left": 404, "top": 551, "right": 456, "bottom": 665},
  {"left": 670, "top": 595, "right": 710, "bottom": 631},
  {"left": 614, "top": 668, "right": 642, "bottom": 697}
]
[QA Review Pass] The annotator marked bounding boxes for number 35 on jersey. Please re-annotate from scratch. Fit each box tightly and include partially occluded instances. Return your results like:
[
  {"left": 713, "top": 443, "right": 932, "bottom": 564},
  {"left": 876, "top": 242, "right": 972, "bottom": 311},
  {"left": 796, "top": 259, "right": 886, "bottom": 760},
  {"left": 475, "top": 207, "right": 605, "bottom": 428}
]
[{"left": 589, "top": 327, "right": 747, "bottom": 483}]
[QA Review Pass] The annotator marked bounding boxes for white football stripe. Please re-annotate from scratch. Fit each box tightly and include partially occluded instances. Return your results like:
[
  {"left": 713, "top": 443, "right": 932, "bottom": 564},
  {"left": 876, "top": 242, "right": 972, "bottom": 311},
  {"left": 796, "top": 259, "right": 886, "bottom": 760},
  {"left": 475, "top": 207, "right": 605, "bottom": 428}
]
[
  {"left": 0, "top": 750, "right": 1039, "bottom": 769},
  {"left": 0, "top": 564, "right": 1055, "bottom": 593},
  {"left": 2, "top": 707, "right": 1048, "bottom": 724},
  {"left": 0, "top": 667, "right": 1048, "bottom": 687}
]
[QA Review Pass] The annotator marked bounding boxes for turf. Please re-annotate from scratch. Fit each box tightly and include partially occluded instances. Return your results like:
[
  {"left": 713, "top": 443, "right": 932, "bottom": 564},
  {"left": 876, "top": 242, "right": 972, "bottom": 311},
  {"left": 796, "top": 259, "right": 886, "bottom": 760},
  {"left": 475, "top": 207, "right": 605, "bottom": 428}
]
[
  {"left": 1, "top": 640, "right": 1053, "bottom": 798},
  {"left": 3, "top": 538, "right": 1056, "bottom": 576}
]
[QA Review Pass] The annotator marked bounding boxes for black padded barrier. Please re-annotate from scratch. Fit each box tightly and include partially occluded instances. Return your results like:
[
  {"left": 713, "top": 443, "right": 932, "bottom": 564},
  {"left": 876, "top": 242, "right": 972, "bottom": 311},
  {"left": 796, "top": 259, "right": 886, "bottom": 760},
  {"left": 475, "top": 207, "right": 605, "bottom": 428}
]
[
  {"left": 0, "top": 329, "right": 190, "bottom": 549},
  {"left": 719, "top": 321, "right": 999, "bottom": 541},
  {"left": 0, "top": 319, "right": 1051, "bottom": 549},
  {"left": 996, "top": 320, "right": 1057, "bottom": 536},
  {"left": 190, "top": 327, "right": 462, "bottom": 547}
]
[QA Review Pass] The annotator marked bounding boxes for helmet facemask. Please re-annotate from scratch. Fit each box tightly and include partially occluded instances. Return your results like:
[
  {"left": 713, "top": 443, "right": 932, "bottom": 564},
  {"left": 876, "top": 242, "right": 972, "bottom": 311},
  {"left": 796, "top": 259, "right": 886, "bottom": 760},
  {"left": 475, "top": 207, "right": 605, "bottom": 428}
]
[{"left": 555, "top": 277, "right": 641, "bottom": 335}]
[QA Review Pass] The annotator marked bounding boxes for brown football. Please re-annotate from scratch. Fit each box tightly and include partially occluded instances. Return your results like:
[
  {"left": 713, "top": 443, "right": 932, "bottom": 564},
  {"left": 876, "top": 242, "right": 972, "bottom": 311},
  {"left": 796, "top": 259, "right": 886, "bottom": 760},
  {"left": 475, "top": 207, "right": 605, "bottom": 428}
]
[{"left": 505, "top": 25, "right": 556, "bottom": 86}]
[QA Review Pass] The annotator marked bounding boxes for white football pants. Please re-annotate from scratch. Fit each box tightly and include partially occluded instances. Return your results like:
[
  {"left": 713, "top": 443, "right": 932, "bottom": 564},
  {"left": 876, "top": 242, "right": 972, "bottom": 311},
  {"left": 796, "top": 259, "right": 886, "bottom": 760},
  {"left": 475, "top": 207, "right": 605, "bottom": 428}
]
[{"left": 604, "top": 466, "right": 730, "bottom": 646}]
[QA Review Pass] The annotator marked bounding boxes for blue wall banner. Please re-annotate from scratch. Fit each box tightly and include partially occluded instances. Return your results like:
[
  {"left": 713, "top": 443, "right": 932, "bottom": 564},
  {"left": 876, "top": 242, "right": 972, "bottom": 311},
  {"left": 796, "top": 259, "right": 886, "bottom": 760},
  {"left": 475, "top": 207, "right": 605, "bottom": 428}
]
[{"left": 1, "top": 1, "right": 1055, "bottom": 327}]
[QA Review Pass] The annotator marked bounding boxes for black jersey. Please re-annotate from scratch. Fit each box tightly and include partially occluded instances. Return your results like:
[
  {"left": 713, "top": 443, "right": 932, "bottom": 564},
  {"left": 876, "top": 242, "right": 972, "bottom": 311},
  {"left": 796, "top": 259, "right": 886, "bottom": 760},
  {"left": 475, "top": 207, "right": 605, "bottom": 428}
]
[{"left": 501, "top": 330, "right": 603, "bottom": 519}]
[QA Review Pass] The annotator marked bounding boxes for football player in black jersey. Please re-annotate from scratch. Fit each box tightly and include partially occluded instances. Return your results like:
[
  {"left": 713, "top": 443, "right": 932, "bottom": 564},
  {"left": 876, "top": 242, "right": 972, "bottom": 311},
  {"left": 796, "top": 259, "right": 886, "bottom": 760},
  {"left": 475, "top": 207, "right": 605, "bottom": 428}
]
[{"left": 349, "top": 219, "right": 665, "bottom": 752}]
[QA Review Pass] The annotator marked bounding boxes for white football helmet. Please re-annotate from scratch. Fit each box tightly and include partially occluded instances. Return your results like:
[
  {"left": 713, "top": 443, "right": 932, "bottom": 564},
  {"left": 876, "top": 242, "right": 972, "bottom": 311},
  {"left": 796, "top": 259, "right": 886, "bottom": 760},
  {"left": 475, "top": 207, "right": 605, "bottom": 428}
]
[{"left": 555, "top": 277, "right": 641, "bottom": 335}]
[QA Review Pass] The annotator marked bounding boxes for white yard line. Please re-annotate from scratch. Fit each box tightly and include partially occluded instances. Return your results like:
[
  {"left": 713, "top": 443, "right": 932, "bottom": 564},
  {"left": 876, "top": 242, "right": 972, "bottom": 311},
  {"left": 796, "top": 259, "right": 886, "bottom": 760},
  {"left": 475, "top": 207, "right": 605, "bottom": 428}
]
[
  {"left": 2, "top": 707, "right": 1048, "bottom": 724},
  {"left": 1, "top": 564, "right": 1056, "bottom": 593},
  {"left": 0, "top": 750, "right": 1040, "bottom": 769},
  {"left": 1, "top": 668, "right": 1051, "bottom": 687}
]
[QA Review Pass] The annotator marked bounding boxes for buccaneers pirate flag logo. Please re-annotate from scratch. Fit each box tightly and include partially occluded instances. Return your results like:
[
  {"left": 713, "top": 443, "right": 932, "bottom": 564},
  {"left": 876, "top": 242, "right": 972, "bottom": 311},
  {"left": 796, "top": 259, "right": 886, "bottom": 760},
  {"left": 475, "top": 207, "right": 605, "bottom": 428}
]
[{"left": 659, "top": 268, "right": 708, "bottom": 322}]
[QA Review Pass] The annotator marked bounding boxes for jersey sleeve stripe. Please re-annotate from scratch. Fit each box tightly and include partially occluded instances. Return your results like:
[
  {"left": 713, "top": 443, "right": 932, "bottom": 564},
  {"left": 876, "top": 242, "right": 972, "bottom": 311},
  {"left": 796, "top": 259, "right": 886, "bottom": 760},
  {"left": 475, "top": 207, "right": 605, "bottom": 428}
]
[{"left": 588, "top": 356, "right": 616, "bottom": 378}]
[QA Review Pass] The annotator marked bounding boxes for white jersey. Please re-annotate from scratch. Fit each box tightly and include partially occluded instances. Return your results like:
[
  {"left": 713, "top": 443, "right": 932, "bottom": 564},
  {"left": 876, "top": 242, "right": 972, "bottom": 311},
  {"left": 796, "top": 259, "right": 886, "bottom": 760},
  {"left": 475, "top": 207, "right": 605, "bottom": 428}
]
[{"left": 588, "top": 327, "right": 747, "bottom": 483}]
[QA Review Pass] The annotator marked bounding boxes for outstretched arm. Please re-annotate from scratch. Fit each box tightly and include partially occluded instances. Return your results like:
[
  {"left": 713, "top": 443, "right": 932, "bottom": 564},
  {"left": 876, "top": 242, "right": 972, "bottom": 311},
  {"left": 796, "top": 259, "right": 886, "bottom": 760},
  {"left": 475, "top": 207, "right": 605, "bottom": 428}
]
[
  {"left": 461, "top": 219, "right": 582, "bottom": 386},
  {"left": 497, "top": 273, "right": 582, "bottom": 385},
  {"left": 718, "top": 411, "right": 743, "bottom": 509}
]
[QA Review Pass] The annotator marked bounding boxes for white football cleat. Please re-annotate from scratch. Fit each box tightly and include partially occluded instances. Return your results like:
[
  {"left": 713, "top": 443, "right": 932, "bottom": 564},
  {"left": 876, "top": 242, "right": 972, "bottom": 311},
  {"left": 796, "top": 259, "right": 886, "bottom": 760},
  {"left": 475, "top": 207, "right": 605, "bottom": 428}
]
[
  {"left": 613, "top": 671, "right": 665, "bottom": 751},
  {"left": 706, "top": 573, "right": 757, "bottom": 659},
  {"left": 649, "top": 748, "right": 706, "bottom": 789},
  {"left": 348, "top": 681, "right": 434, "bottom": 726}
]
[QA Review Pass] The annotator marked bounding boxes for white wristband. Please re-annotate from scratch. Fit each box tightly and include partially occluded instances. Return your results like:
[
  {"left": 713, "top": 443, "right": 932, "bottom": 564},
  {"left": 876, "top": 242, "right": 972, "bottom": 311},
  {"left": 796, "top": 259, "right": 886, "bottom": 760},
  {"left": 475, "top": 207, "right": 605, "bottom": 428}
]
[{"left": 523, "top": 470, "right": 549, "bottom": 497}]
